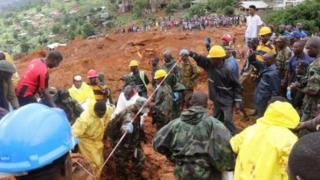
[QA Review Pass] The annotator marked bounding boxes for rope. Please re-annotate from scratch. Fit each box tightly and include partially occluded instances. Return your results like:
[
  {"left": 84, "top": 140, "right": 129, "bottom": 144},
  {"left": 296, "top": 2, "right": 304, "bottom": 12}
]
[
  {"left": 70, "top": 151, "right": 96, "bottom": 179},
  {"left": 99, "top": 62, "right": 179, "bottom": 172}
]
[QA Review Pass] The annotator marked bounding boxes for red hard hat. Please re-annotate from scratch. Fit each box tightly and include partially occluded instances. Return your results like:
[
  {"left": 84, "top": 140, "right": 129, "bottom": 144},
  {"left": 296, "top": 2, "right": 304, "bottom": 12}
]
[
  {"left": 87, "top": 69, "right": 98, "bottom": 78},
  {"left": 221, "top": 34, "right": 232, "bottom": 43}
]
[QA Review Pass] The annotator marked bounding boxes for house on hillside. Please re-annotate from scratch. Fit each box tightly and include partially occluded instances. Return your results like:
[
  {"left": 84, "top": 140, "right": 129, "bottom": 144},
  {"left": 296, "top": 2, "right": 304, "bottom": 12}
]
[
  {"left": 268, "top": 0, "right": 305, "bottom": 9},
  {"left": 119, "top": 0, "right": 169, "bottom": 13}
]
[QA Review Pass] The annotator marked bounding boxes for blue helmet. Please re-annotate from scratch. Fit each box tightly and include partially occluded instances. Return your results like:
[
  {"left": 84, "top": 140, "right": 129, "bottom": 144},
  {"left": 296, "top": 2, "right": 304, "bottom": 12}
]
[{"left": 0, "top": 103, "right": 77, "bottom": 173}]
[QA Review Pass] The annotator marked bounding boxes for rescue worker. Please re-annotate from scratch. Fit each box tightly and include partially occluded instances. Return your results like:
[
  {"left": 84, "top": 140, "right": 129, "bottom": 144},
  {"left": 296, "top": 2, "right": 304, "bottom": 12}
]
[
  {"left": 0, "top": 61, "right": 19, "bottom": 119},
  {"left": 68, "top": 75, "right": 95, "bottom": 110},
  {"left": 288, "top": 132, "right": 320, "bottom": 180},
  {"left": 249, "top": 53, "right": 281, "bottom": 117},
  {"left": 153, "top": 92, "right": 235, "bottom": 180},
  {"left": 0, "top": 51, "right": 19, "bottom": 85},
  {"left": 224, "top": 46, "right": 240, "bottom": 81},
  {"left": 151, "top": 56, "right": 160, "bottom": 89},
  {"left": 49, "top": 88, "right": 83, "bottom": 125},
  {"left": 72, "top": 101, "right": 114, "bottom": 174},
  {"left": 179, "top": 49, "right": 199, "bottom": 108},
  {"left": 188, "top": 46, "right": 242, "bottom": 134},
  {"left": 256, "top": 26, "right": 277, "bottom": 62},
  {"left": 151, "top": 69, "right": 173, "bottom": 130},
  {"left": 87, "top": 69, "right": 113, "bottom": 104},
  {"left": 230, "top": 99, "right": 299, "bottom": 180},
  {"left": 300, "top": 37, "right": 320, "bottom": 122},
  {"left": 107, "top": 97, "right": 149, "bottom": 180},
  {"left": 0, "top": 103, "right": 76, "bottom": 180},
  {"left": 128, "top": 60, "right": 149, "bottom": 98},
  {"left": 162, "top": 50, "right": 185, "bottom": 119},
  {"left": 274, "top": 36, "right": 292, "bottom": 95},
  {"left": 16, "top": 51, "right": 63, "bottom": 107}
]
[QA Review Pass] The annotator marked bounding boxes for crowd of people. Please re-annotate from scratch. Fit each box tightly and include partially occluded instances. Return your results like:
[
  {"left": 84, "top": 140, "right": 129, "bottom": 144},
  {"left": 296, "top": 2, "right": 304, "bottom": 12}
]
[
  {"left": 1, "top": 4, "right": 320, "bottom": 180},
  {"left": 120, "top": 14, "right": 246, "bottom": 33}
]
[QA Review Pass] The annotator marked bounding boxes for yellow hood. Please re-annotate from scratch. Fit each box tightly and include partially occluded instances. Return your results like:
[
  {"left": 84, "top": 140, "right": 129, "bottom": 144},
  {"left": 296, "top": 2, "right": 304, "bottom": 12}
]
[{"left": 257, "top": 101, "right": 300, "bottom": 129}]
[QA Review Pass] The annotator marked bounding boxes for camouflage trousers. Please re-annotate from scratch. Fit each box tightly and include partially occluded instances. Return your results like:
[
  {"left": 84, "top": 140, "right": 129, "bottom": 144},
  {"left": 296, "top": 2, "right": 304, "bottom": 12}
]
[
  {"left": 152, "top": 112, "right": 170, "bottom": 131},
  {"left": 174, "top": 163, "right": 221, "bottom": 180},
  {"left": 114, "top": 145, "right": 145, "bottom": 179}
]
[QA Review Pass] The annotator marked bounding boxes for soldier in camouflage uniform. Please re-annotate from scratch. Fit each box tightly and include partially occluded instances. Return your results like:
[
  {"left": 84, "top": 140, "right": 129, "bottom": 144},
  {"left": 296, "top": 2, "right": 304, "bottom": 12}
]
[
  {"left": 300, "top": 37, "right": 320, "bottom": 122},
  {"left": 153, "top": 92, "right": 235, "bottom": 180},
  {"left": 152, "top": 69, "right": 173, "bottom": 130},
  {"left": 180, "top": 49, "right": 199, "bottom": 108},
  {"left": 162, "top": 50, "right": 185, "bottom": 119},
  {"left": 275, "top": 36, "right": 292, "bottom": 96},
  {"left": 107, "top": 97, "right": 149, "bottom": 180},
  {"left": 151, "top": 56, "right": 160, "bottom": 89}
]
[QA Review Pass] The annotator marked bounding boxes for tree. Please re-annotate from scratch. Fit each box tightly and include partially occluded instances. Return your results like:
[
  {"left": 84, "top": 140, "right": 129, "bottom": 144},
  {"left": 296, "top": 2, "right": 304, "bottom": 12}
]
[
  {"left": 52, "top": 24, "right": 62, "bottom": 34},
  {"left": 20, "top": 42, "right": 30, "bottom": 53},
  {"left": 188, "top": 4, "right": 207, "bottom": 17},
  {"left": 132, "top": 0, "right": 148, "bottom": 17},
  {"left": 223, "top": 6, "right": 234, "bottom": 16},
  {"left": 81, "top": 22, "right": 96, "bottom": 38}
]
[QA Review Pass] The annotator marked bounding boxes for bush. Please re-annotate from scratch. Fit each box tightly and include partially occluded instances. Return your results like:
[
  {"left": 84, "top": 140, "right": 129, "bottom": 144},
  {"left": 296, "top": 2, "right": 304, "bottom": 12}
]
[
  {"left": 188, "top": 4, "right": 207, "bottom": 17},
  {"left": 207, "top": 0, "right": 236, "bottom": 12},
  {"left": 165, "top": 0, "right": 179, "bottom": 14},
  {"left": 223, "top": 6, "right": 234, "bottom": 16},
  {"left": 132, "top": 0, "right": 149, "bottom": 17},
  {"left": 52, "top": 24, "right": 63, "bottom": 34},
  {"left": 20, "top": 42, "right": 30, "bottom": 53},
  {"left": 81, "top": 22, "right": 96, "bottom": 38},
  {"left": 265, "top": 0, "right": 320, "bottom": 33}
]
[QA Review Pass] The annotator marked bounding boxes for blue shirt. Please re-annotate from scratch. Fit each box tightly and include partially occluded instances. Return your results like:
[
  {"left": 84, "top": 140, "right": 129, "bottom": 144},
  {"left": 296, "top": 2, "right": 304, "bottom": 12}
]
[
  {"left": 224, "top": 56, "right": 240, "bottom": 80},
  {"left": 289, "top": 53, "right": 313, "bottom": 82}
]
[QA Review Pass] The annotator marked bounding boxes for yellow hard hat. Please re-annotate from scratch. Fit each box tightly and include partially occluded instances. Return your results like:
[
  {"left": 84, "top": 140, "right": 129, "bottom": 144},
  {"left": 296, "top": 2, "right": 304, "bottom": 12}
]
[
  {"left": 207, "top": 45, "right": 226, "bottom": 58},
  {"left": 129, "top": 60, "right": 139, "bottom": 67},
  {"left": 154, "top": 69, "right": 167, "bottom": 79},
  {"left": 259, "top": 26, "right": 272, "bottom": 36}
]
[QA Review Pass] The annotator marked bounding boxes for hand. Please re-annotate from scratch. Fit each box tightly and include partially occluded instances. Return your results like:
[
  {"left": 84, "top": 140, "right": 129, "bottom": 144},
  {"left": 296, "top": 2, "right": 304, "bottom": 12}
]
[
  {"left": 286, "top": 89, "right": 292, "bottom": 101},
  {"left": 0, "top": 108, "right": 9, "bottom": 116},
  {"left": 122, "top": 122, "right": 134, "bottom": 134}
]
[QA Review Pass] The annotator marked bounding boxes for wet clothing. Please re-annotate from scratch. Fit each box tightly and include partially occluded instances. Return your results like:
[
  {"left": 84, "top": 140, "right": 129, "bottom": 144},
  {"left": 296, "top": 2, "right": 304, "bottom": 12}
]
[
  {"left": 130, "top": 70, "right": 149, "bottom": 98},
  {"left": 302, "top": 56, "right": 320, "bottom": 121},
  {"left": 68, "top": 82, "right": 95, "bottom": 105},
  {"left": 250, "top": 57, "right": 281, "bottom": 117},
  {"left": 107, "top": 108, "right": 145, "bottom": 179},
  {"left": 256, "top": 42, "right": 277, "bottom": 62},
  {"left": 152, "top": 83, "right": 173, "bottom": 130},
  {"left": 72, "top": 103, "right": 113, "bottom": 173},
  {"left": 153, "top": 106, "right": 235, "bottom": 180},
  {"left": 288, "top": 53, "right": 313, "bottom": 83},
  {"left": 181, "top": 59, "right": 199, "bottom": 107},
  {"left": 16, "top": 59, "right": 48, "bottom": 106},
  {"left": 190, "top": 52, "right": 242, "bottom": 134},
  {"left": 230, "top": 101, "right": 299, "bottom": 180},
  {"left": 224, "top": 56, "right": 240, "bottom": 80}
]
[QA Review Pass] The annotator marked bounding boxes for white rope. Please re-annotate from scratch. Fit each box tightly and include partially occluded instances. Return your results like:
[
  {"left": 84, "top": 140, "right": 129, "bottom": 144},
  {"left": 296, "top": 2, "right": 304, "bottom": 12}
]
[{"left": 99, "top": 62, "right": 179, "bottom": 173}]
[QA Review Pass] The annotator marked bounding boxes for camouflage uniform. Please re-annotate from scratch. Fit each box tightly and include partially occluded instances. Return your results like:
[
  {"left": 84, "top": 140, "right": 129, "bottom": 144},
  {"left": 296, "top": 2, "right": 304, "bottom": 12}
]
[
  {"left": 151, "top": 65, "right": 160, "bottom": 89},
  {"left": 181, "top": 59, "right": 199, "bottom": 108},
  {"left": 275, "top": 47, "right": 291, "bottom": 96},
  {"left": 152, "top": 83, "right": 173, "bottom": 130},
  {"left": 302, "top": 57, "right": 320, "bottom": 121},
  {"left": 153, "top": 106, "right": 235, "bottom": 180},
  {"left": 162, "top": 61, "right": 185, "bottom": 119},
  {"left": 107, "top": 108, "right": 145, "bottom": 179}
]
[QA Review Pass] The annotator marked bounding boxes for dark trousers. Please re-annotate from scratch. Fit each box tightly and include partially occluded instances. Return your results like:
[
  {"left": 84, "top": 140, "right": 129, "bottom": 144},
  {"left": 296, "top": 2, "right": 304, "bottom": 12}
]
[
  {"left": 213, "top": 104, "right": 236, "bottom": 135},
  {"left": 18, "top": 96, "right": 36, "bottom": 107}
]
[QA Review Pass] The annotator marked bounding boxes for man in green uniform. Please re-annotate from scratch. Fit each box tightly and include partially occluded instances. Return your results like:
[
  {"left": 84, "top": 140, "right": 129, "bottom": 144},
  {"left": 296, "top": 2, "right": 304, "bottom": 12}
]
[
  {"left": 153, "top": 92, "right": 235, "bottom": 180},
  {"left": 128, "top": 60, "right": 150, "bottom": 98},
  {"left": 180, "top": 49, "right": 199, "bottom": 108},
  {"left": 300, "top": 37, "right": 320, "bottom": 122},
  {"left": 151, "top": 69, "right": 173, "bottom": 130},
  {"left": 107, "top": 97, "right": 149, "bottom": 180}
]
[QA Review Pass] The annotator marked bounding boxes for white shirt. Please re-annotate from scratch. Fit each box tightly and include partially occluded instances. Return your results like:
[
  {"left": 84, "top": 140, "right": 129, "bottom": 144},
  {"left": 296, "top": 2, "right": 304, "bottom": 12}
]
[{"left": 245, "top": 14, "right": 263, "bottom": 39}]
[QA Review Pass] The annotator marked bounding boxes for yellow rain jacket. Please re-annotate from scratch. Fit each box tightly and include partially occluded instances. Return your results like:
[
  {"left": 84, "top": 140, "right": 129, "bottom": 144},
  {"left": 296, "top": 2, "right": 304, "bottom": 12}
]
[
  {"left": 68, "top": 82, "right": 95, "bottom": 104},
  {"left": 230, "top": 101, "right": 299, "bottom": 180},
  {"left": 3, "top": 52, "right": 20, "bottom": 85},
  {"left": 72, "top": 103, "right": 114, "bottom": 173}
]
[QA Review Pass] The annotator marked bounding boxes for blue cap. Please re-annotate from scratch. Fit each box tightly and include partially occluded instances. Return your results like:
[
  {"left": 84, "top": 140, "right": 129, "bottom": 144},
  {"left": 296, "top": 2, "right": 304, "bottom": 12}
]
[{"left": 0, "top": 103, "right": 77, "bottom": 173}]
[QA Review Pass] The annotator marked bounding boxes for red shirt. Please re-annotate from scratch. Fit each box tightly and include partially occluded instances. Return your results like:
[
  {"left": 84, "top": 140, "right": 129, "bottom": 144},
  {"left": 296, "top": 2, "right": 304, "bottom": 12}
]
[{"left": 16, "top": 58, "right": 49, "bottom": 97}]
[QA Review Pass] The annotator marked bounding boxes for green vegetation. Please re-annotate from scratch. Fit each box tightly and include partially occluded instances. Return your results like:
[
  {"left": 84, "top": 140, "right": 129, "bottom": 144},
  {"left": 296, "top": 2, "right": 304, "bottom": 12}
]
[
  {"left": 188, "top": 0, "right": 236, "bottom": 17},
  {"left": 265, "top": 0, "right": 320, "bottom": 33},
  {"left": 0, "top": 0, "right": 114, "bottom": 54}
]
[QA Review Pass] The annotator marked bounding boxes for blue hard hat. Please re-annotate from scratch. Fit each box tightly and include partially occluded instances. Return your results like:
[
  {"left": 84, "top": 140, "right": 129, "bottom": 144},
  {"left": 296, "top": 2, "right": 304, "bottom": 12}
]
[{"left": 0, "top": 103, "right": 77, "bottom": 173}]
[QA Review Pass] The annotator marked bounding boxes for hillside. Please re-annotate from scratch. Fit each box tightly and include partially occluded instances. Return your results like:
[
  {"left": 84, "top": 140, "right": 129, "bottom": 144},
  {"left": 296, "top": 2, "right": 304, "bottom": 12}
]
[{"left": 15, "top": 27, "right": 254, "bottom": 179}]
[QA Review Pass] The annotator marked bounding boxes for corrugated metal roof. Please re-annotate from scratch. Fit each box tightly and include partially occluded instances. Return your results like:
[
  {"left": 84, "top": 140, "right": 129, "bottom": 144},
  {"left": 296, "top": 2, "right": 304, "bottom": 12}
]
[{"left": 240, "top": 1, "right": 269, "bottom": 9}]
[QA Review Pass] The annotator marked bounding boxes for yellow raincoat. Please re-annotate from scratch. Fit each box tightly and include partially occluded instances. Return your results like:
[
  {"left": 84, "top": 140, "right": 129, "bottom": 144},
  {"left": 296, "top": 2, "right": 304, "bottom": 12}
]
[
  {"left": 3, "top": 52, "right": 19, "bottom": 85},
  {"left": 72, "top": 103, "right": 114, "bottom": 174},
  {"left": 230, "top": 101, "right": 299, "bottom": 180},
  {"left": 68, "top": 82, "right": 95, "bottom": 104}
]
